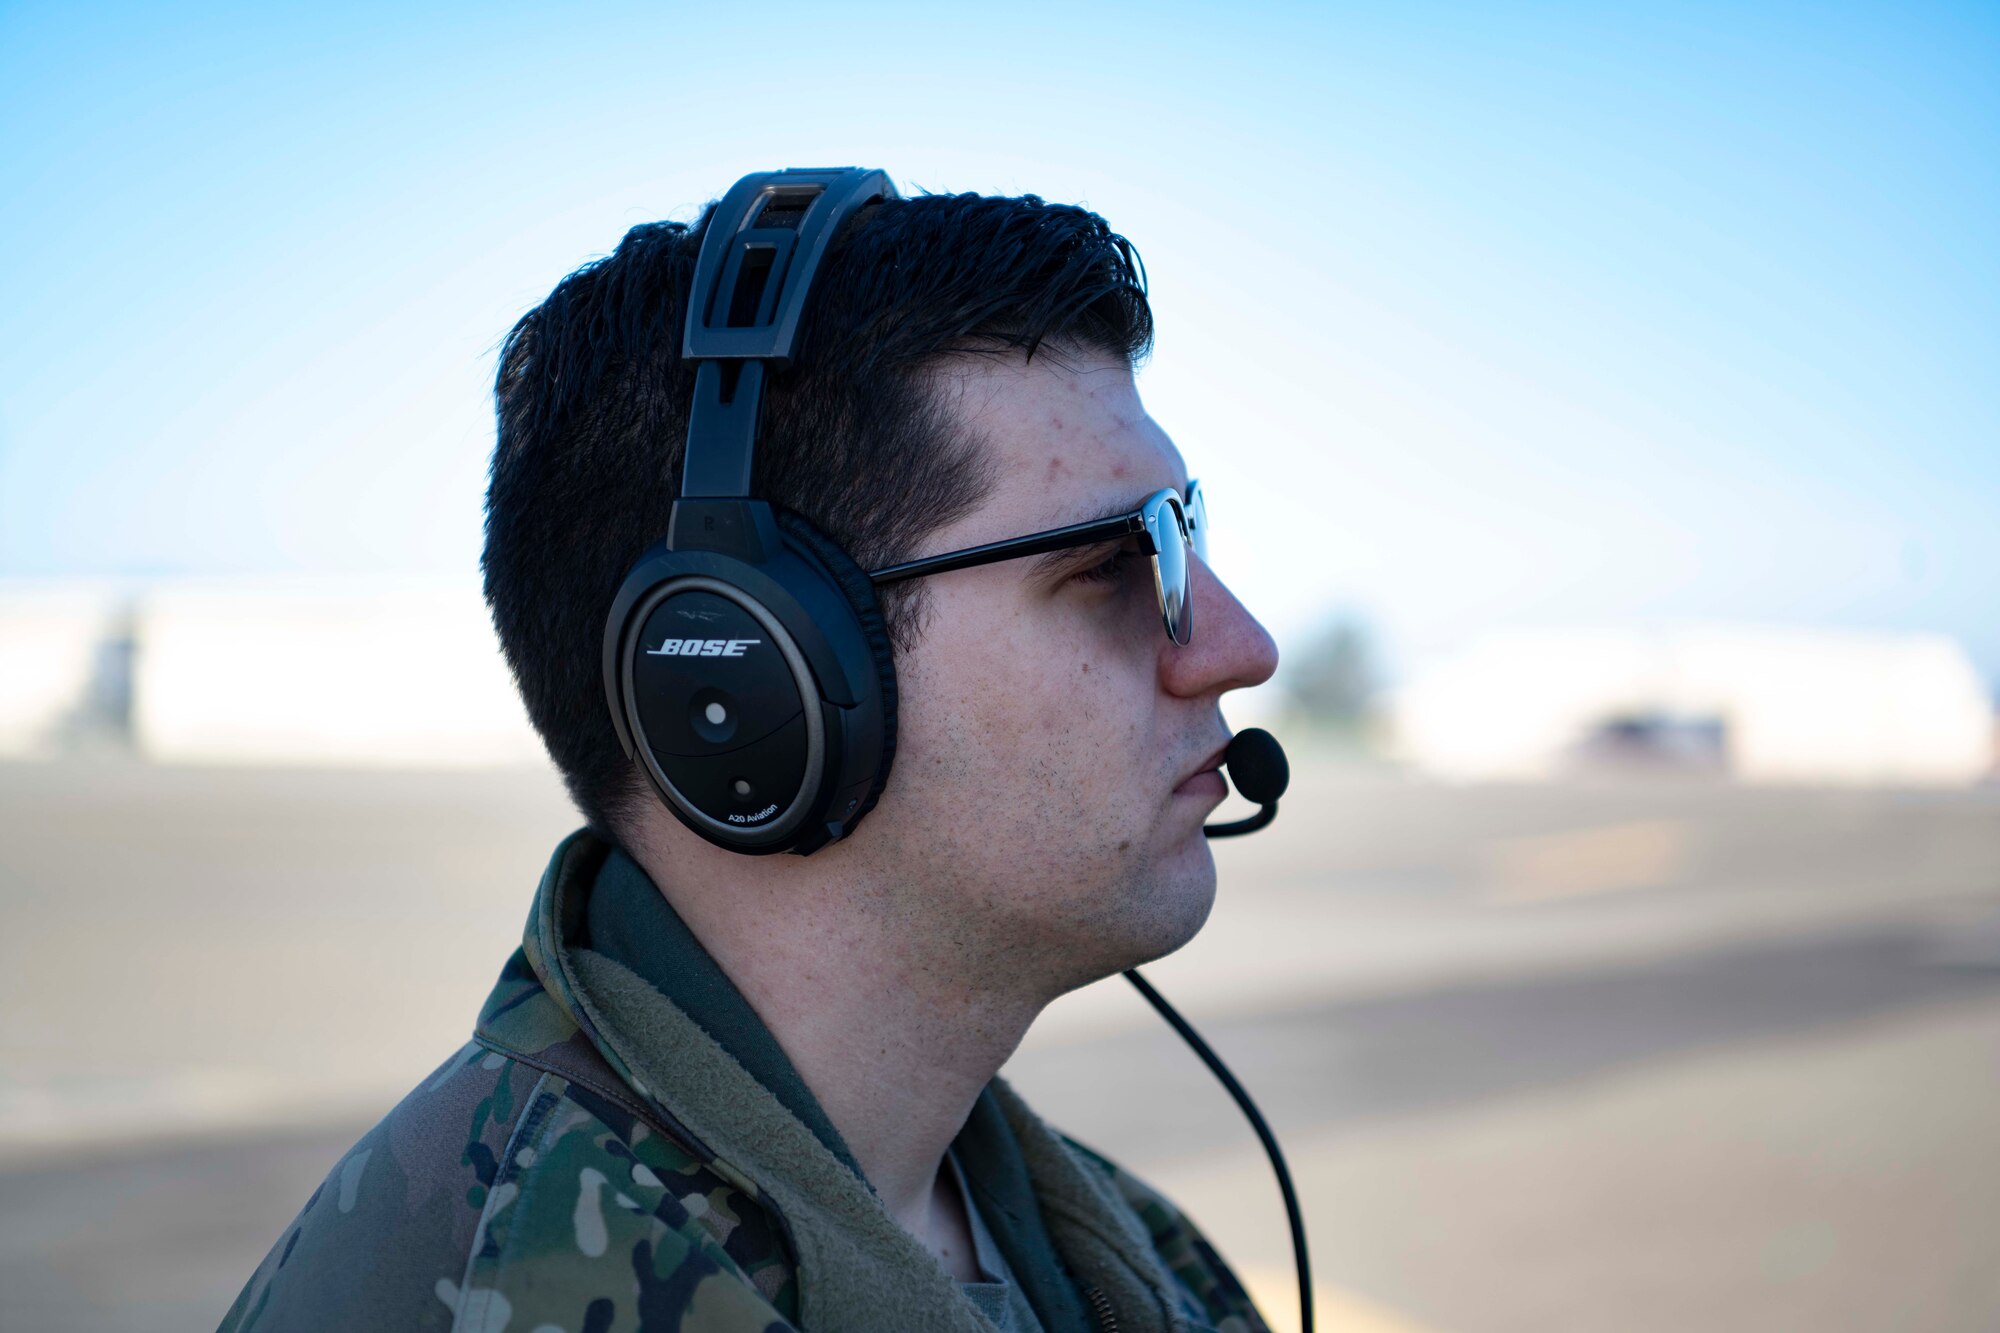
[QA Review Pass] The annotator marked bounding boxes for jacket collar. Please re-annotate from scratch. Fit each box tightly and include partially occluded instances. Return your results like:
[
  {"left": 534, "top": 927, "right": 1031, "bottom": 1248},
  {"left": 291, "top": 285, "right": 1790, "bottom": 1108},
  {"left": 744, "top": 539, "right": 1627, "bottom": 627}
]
[
  {"left": 579, "top": 830, "right": 863, "bottom": 1178},
  {"left": 476, "top": 828, "right": 1188, "bottom": 1333}
]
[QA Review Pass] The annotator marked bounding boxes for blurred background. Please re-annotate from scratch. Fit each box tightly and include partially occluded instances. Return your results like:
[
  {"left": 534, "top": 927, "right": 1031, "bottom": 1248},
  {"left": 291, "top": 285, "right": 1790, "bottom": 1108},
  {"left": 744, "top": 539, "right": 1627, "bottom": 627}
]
[{"left": 3, "top": 3, "right": 1996, "bottom": 1330}]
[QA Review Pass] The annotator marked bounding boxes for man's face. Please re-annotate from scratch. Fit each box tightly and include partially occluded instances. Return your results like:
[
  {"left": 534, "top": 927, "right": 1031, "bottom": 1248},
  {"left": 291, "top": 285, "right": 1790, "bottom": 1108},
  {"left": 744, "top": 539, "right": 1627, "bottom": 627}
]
[{"left": 857, "top": 348, "right": 1280, "bottom": 998}]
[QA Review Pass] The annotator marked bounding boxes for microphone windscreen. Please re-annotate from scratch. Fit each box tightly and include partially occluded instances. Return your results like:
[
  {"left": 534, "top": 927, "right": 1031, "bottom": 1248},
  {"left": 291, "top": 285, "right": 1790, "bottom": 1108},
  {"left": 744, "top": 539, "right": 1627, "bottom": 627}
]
[{"left": 1223, "top": 728, "right": 1290, "bottom": 805}]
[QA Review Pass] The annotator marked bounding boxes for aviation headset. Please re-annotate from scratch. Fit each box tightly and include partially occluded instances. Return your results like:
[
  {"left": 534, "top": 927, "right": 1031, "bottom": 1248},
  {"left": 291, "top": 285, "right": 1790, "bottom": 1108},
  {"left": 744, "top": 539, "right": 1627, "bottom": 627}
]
[
  {"left": 601, "top": 167, "right": 900, "bottom": 857},
  {"left": 600, "top": 167, "right": 1313, "bottom": 1332}
]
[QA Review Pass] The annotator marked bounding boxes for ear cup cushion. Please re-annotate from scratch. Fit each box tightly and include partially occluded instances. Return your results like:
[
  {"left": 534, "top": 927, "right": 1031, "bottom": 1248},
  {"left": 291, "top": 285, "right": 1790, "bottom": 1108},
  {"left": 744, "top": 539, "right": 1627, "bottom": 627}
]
[{"left": 773, "top": 509, "right": 899, "bottom": 824}]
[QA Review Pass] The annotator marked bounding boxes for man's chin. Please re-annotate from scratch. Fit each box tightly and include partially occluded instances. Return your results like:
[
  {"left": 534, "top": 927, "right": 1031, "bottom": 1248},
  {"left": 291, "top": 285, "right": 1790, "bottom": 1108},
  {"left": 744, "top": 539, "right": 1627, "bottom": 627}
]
[
  {"left": 1022, "top": 832, "right": 1218, "bottom": 993},
  {"left": 1119, "top": 858, "right": 1218, "bottom": 973}
]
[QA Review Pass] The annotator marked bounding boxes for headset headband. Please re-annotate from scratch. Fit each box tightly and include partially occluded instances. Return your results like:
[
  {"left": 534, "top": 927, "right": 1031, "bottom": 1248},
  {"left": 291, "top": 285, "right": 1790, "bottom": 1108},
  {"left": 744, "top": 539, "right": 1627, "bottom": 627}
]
[{"left": 678, "top": 167, "right": 899, "bottom": 502}]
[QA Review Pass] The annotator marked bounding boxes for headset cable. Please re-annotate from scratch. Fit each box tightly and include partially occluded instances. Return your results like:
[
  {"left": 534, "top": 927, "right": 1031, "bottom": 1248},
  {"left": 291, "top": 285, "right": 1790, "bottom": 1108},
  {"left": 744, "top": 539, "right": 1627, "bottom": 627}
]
[{"left": 1123, "top": 967, "right": 1312, "bottom": 1333}]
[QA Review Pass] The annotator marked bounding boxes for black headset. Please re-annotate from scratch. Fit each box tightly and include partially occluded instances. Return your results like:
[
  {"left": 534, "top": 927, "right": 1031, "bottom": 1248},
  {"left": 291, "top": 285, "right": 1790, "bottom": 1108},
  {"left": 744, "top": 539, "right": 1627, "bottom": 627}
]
[{"left": 601, "top": 167, "right": 901, "bottom": 857}]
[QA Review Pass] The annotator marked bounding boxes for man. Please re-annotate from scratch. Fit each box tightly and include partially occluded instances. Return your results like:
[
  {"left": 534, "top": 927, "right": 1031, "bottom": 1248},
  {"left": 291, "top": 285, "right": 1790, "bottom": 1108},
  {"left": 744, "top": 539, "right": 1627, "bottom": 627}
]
[{"left": 222, "top": 179, "right": 1280, "bottom": 1332}]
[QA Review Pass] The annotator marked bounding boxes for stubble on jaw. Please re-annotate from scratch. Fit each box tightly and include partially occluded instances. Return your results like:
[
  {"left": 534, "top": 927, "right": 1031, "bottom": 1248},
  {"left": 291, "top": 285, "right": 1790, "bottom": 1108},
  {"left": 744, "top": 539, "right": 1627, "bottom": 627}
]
[{"left": 857, "top": 702, "right": 1219, "bottom": 1004}]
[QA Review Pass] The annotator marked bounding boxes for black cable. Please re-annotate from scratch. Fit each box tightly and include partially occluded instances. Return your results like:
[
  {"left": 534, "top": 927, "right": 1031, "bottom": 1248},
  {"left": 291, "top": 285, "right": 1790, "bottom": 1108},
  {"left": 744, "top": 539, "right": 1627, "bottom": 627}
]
[
  {"left": 1202, "top": 800, "right": 1277, "bottom": 838},
  {"left": 1122, "top": 967, "right": 1312, "bottom": 1333}
]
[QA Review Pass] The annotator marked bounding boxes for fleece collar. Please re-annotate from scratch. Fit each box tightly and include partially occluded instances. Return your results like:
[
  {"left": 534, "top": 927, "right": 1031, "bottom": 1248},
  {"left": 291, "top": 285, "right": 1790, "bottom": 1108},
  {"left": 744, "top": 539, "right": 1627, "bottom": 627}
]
[
  {"left": 581, "top": 838, "right": 862, "bottom": 1178},
  {"left": 494, "top": 829, "right": 1188, "bottom": 1333}
]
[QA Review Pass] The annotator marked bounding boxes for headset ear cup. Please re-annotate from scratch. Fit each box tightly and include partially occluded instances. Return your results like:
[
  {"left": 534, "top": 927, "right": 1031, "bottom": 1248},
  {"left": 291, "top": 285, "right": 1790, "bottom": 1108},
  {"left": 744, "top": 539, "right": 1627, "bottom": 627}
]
[{"left": 774, "top": 510, "right": 899, "bottom": 829}]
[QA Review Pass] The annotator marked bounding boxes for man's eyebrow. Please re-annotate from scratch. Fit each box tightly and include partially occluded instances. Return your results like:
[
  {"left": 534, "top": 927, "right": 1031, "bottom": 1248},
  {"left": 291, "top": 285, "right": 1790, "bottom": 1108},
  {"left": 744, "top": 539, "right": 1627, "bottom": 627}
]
[{"left": 1052, "top": 493, "right": 1145, "bottom": 526}]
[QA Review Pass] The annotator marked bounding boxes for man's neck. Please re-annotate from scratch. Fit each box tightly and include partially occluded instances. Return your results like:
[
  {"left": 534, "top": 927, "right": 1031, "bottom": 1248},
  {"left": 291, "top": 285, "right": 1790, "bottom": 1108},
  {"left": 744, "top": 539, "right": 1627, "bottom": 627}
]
[{"left": 623, "top": 830, "right": 1046, "bottom": 1246}]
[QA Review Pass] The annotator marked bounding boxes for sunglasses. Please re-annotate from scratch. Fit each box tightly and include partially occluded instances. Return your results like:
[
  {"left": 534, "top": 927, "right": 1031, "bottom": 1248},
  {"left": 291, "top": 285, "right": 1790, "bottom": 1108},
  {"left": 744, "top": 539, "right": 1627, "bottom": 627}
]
[{"left": 867, "top": 480, "right": 1208, "bottom": 646}]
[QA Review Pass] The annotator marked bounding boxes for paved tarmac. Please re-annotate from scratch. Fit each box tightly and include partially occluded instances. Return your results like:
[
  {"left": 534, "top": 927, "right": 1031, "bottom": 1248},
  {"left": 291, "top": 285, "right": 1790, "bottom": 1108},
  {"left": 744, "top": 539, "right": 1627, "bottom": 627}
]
[{"left": 3, "top": 755, "right": 1997, "bottom": 1331}]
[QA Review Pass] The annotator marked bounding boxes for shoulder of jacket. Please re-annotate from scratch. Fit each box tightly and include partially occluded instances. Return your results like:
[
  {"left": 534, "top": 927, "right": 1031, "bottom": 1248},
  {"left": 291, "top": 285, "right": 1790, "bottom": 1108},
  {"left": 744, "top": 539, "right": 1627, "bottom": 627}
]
[
  {"left": 221, "top": 1043, "right": 800, "bottom": 1333},
  {"left": 464, "top": 1046, "right": 802, "bottom": 1329},
  {"left": 1058, "top": 1135, "right": 1273, "bottom": 1333}
]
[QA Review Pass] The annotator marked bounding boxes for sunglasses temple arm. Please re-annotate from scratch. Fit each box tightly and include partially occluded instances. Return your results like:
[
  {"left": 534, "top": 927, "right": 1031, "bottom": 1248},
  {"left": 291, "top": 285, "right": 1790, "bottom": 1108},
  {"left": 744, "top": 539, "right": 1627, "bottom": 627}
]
[{"left": 867, "top": 513, "right": 1145, "bottom": 587}]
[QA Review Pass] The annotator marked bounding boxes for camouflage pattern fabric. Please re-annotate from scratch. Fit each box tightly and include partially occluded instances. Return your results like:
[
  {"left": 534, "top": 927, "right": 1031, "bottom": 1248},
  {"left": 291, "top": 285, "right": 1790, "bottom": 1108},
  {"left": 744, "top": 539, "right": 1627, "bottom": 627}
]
[
  {"left": 218, "top": 832, "right": 1271, "bottom": 1332},
  {"left": 1067, "top": 1139, "right": 1270, "bottom": 1333},
  {"left": 219, "top": 964, "right": 800, "bottom": 1331}
]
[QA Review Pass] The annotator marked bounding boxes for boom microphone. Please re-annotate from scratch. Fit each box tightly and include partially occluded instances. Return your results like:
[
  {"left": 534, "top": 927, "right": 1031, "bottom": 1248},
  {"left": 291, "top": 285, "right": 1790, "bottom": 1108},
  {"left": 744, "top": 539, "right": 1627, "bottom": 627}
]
[{"left": 1202, "top": 727, "right": 1290, "bottom": 838}]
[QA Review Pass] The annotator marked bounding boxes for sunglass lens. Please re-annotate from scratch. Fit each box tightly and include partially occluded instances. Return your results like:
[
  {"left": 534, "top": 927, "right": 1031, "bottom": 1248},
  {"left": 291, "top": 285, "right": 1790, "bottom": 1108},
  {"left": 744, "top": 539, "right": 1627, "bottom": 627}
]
[{"left": 1152, "top": 497, "right": 1192, "bottom": 645}]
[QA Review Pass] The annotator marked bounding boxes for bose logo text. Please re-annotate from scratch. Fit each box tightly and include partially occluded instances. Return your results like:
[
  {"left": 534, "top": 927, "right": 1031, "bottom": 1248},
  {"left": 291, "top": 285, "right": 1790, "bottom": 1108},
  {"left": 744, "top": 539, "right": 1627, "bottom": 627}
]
[{"left": 647, "top": 638, "right": 761, "bottom": 657}]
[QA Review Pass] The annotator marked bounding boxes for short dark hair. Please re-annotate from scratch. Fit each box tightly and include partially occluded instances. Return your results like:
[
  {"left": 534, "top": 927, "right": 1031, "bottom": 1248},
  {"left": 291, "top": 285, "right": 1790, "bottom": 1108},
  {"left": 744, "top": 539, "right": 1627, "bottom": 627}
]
[{"left": 483, "top": 189, "right": 1154, "bottom": 836}]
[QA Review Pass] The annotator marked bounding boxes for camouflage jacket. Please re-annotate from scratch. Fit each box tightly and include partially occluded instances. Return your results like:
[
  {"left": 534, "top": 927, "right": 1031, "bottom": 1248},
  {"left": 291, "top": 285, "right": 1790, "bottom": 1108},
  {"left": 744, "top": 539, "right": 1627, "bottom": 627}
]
[{"left": 220, "top": 830, "right": 1270, "bottom": 1333}]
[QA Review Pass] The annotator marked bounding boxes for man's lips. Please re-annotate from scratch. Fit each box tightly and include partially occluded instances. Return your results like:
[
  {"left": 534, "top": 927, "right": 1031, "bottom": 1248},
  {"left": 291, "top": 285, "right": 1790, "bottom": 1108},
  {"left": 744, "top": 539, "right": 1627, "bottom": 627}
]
[{"left": 1173, "top": 741, "right": 1232, "bottom": 797}]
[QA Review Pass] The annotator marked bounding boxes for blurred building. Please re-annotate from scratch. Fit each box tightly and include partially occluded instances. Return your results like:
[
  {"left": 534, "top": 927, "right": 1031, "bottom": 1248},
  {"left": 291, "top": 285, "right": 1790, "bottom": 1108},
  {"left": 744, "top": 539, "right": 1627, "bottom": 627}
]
[
  {"left": 1389, "top": 625, "right": 1995, "bottom": 786},
  {"left": 0, "top": 579, "right": 544, "bottom": 767},
  {"left": 0, "top": 582, "right": 133, "bottom": 756}
]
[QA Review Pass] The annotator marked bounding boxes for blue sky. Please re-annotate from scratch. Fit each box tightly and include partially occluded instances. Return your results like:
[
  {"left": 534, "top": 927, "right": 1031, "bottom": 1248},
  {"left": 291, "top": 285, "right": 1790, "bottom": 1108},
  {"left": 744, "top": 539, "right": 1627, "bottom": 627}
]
[{"left": 3, "top": 1, "right": 1995, "bottom": 684}]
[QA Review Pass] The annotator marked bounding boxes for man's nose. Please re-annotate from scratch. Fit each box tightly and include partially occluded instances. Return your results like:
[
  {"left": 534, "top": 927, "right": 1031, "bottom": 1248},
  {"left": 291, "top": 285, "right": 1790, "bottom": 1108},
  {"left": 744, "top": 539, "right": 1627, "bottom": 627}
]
[{"left": 1163, "top": 555, "right": 1279, "bottom": 699}]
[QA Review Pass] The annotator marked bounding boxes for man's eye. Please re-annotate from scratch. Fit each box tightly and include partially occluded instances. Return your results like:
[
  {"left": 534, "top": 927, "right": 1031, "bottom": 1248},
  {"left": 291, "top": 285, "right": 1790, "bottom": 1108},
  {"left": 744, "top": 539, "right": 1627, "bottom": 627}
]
[{"left": 1071, "top": 544, "right": 1139, "bottom": 586}]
